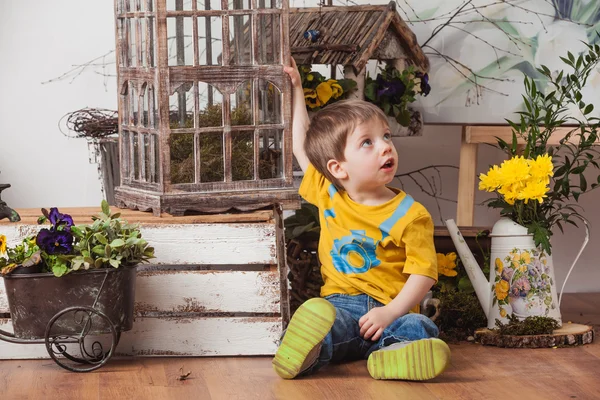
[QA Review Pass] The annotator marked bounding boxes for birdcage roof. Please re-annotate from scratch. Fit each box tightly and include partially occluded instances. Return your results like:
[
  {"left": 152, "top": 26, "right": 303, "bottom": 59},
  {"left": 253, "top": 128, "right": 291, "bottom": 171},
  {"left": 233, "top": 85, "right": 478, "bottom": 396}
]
[{"left": 290, "top": 2, "right": 429, "bottom": 73}]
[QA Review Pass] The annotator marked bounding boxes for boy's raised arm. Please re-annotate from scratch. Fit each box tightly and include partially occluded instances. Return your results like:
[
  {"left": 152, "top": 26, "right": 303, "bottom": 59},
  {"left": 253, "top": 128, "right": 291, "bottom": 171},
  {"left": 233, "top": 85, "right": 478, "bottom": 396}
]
[{"left": 284, "top": 58, "right": 310, "bottom": 173}]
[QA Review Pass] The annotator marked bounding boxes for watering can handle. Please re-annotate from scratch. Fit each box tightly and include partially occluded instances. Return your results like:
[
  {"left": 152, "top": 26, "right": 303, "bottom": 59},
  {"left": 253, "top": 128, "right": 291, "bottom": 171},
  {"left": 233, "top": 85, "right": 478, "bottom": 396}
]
[{"left": 557, "top": 217, "right": 590, "bottom": 308}]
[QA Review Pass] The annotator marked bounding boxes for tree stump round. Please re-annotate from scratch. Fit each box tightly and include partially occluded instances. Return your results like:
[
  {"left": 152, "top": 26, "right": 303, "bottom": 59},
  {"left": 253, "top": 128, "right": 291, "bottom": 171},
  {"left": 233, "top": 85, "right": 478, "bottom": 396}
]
[{"left": 474, "top": 323, "right": 594, "bottom": 348}]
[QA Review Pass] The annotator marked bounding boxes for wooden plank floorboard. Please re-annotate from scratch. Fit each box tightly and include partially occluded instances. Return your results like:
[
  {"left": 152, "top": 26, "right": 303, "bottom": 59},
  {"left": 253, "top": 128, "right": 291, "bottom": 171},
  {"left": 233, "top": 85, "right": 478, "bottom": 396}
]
[{"left": 0, "top": 293, "right": 598, "bottom": 400}]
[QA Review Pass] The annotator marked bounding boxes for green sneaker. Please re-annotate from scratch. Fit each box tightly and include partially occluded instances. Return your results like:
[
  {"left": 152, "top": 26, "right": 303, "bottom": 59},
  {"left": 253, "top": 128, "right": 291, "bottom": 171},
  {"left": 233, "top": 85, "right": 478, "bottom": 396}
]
[
  {"left": 272, "top": 297, "right": 336, "bottom": 379},
  {"left": 367, "top": 338, "right": 451, "bottom": 380}
]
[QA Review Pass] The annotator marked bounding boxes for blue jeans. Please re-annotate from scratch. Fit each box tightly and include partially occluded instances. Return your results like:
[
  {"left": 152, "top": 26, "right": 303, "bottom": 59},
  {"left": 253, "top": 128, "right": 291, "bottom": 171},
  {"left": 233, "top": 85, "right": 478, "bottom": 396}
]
[{"left": 301, "top": 294, "right": 439, "bottom": 376}]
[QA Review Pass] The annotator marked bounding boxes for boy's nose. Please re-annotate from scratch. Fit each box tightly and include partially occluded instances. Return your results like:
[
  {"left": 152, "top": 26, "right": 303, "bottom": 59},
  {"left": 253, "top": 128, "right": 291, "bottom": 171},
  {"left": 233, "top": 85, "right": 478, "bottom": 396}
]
[{"left": 380, "top": 141, "right": 393, "bottom": 154}]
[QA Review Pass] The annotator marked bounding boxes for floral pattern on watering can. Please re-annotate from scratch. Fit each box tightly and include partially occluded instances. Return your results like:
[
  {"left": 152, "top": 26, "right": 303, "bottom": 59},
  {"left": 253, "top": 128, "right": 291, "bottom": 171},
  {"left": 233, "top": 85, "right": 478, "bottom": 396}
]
[{"left": 493, "top": 248, "right": 555, "bottom": 320}]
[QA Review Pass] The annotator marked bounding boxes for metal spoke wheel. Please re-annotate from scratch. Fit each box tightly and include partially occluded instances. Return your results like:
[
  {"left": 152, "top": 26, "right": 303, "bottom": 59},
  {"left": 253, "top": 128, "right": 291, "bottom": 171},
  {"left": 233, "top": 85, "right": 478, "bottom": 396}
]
[{"left": 44, "top": 306, "right": 119, "bottom": 372}]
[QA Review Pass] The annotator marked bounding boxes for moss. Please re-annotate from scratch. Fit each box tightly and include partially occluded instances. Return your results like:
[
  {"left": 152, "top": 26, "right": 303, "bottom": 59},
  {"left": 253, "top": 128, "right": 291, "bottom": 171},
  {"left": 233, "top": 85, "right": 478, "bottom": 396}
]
[
  {"left": 434, "top": 290, "right": 487, "bottom": 342},
  {"left": 169, "top": 104, "right": 280, "bottom": 183},
  {"left": 494, "top": 314, "right": 560, "bottom": 335}
]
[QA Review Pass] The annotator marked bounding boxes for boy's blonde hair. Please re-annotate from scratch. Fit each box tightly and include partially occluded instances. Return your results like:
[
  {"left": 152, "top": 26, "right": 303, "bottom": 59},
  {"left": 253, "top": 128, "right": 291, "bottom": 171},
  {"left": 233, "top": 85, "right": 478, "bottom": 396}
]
[{"left": 304, "top": 99, "right": 389, "bottom": 189}]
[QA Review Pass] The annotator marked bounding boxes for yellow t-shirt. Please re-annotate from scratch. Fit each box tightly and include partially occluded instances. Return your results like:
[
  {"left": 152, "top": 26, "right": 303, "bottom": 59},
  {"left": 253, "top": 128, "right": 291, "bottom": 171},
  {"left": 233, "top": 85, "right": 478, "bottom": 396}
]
[{"left": 299, "top": 164, "right": 438, "bottom": 307}]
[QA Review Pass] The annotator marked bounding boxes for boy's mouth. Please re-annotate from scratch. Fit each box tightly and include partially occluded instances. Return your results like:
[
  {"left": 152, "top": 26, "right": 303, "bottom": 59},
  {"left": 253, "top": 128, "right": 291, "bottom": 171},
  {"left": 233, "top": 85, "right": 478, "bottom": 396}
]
[{"left": 381, "top": 159, "right": 395, "bottom": 169}]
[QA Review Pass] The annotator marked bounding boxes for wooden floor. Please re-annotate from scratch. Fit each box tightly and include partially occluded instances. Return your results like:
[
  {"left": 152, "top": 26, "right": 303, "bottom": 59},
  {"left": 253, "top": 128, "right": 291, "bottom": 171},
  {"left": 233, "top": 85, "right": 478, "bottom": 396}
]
[{"left": 1, "top": 293, "right": 599, "bottom": 400}]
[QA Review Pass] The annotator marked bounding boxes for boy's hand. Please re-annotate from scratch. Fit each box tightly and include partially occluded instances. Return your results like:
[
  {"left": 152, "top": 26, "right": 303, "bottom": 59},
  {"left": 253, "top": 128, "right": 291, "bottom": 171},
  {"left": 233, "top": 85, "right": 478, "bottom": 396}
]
[
  {"left": 359, "top": 306, "right": 396, "bottom": 341},
  {"left": 284, "top": 57, "right": 302, "bottom": 89}
]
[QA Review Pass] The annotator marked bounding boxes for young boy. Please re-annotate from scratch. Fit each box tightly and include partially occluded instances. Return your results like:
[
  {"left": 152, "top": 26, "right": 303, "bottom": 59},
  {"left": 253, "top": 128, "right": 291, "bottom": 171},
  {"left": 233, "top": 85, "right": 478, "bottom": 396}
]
[{"left": 272, "top": 59, "right": 450, "bottom": 381}]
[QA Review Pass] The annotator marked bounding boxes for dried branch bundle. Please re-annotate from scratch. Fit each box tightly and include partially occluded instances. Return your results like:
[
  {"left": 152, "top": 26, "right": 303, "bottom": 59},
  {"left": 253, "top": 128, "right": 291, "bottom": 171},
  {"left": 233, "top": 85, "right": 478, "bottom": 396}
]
[{"left": 60, "top": 108, "right": 118, "bottom": 139}]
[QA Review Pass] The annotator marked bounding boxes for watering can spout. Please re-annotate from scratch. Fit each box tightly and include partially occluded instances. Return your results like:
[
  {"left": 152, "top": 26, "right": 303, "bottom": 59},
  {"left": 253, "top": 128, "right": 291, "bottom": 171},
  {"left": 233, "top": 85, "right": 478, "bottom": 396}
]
[{"left": 444, "top": 219, "right": 490, "bottom": 319}]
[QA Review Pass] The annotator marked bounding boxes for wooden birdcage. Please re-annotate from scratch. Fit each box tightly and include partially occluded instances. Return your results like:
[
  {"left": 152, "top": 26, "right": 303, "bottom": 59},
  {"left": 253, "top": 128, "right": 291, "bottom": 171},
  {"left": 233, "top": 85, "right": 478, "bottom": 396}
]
[{"left": 113, "top": 0, "right": 299, "bottom": 215}]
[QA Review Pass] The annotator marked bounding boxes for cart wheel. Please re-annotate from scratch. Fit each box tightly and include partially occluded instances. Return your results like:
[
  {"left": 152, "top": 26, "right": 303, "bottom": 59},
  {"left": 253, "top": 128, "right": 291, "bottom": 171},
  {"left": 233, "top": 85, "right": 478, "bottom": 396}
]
[{"left": 44, "top": 306, "right": 119, "bottom": 373}]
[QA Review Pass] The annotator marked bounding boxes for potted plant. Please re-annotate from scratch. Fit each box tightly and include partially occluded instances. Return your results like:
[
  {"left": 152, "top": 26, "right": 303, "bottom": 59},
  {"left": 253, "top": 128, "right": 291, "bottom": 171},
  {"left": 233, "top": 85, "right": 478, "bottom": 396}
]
[
  {"left": 453, "top": 43, "right": 600, "bottom": 326},
  {"left": 364, "top": 63, "right": 430, "bottom": 134},
  {"left": 479, "top": 43, "right": 600, "bottom": 255},
  {"left": 1, "top": 200, "right": 154, "bottom": 277},
  {"left": 0, "top": 201, "right": 155, "bottom": 371}
]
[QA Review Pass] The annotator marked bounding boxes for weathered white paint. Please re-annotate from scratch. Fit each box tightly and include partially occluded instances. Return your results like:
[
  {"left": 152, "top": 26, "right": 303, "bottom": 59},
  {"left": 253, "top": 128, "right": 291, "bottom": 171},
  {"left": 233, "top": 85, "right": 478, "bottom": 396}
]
[
  {"left": 135, "top": 270, "right": 280, "bottom": 314},
  {"left": 118, "top": 317, "right": 281, "bottom": 356},
  {"left": 0, "top": 269, "right": 282, "bottom": 315},
  {"left": 0, "top": 280, "right": 7, "bottom": 312},
  {"left": 1, "top": 222, "right": 277, "bottom": 265},
  {"left": 0, "top": 317, "right": 281, "bottom": 358}
]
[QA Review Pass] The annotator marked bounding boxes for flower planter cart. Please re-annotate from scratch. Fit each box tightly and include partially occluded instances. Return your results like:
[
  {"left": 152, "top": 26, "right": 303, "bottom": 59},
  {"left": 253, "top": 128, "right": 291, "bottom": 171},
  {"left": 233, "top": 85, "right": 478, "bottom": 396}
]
[{"left": 0, "top": 267, "right": 136, "bottom": 372}]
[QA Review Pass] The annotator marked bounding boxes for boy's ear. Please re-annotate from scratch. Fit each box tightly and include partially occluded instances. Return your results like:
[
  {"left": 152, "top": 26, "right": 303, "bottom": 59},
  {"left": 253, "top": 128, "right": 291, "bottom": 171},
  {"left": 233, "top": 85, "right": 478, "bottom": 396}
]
[{"left": 327, "top": 159, "right": 347, "bottom": 181}]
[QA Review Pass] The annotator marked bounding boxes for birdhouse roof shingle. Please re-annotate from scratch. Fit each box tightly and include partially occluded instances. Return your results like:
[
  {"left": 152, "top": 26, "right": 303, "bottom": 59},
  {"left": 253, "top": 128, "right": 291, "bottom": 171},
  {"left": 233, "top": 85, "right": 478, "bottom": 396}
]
[{"left": 290, "top": 2, "right": 428, "bottom": 73}]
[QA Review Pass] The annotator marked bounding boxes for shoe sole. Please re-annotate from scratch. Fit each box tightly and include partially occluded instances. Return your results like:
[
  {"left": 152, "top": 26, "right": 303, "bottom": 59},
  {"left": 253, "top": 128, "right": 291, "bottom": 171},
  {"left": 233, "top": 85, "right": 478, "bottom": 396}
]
[
  {"left": 272, "top": 298, "right": 336, "bottom": 379},
  {"left": 367, "top": 338, "right": 451, "bottom": 380}
]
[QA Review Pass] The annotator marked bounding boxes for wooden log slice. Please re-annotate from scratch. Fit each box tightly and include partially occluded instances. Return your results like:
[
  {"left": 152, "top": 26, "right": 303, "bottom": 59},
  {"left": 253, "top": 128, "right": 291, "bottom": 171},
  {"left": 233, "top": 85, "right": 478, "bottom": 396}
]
[{"left": 474, "top": 323, "right": 594, "bottom": 348}]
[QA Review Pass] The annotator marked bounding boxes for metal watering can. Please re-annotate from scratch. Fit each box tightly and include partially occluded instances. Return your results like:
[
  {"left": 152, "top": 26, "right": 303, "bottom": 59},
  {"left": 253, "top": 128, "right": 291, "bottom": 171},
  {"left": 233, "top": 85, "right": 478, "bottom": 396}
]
[{"left": 444, "top": 218, "right": 589, "bottom": 329}]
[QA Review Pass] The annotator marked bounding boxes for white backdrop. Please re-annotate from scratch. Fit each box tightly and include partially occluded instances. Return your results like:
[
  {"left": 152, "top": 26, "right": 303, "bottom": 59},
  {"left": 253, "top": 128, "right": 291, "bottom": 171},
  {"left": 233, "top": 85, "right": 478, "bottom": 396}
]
[{"left": 0, "top": 1, "right": 598, "bottom": 293}]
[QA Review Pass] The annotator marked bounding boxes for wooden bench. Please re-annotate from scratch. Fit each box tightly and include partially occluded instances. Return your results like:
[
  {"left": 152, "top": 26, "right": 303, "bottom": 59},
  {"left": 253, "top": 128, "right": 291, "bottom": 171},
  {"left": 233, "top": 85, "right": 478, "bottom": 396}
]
[{"left": 0, "top": 207, "right": 288, "bottom": 358}]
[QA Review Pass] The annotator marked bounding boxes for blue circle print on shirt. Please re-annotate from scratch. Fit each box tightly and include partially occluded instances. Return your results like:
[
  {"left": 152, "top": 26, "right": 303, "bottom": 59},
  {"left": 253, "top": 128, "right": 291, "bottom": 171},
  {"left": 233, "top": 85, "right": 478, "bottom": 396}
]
[{"left": 331, "top": 230, "right": 381, "bottom": 274}]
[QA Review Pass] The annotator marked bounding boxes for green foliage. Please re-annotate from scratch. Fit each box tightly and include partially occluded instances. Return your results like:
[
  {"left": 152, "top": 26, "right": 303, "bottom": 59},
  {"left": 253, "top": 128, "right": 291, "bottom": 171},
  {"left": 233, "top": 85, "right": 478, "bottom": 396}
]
[
  {"left": 68, "top": 200, "right": 155, "bottom": 276},
  {"left": 364, "top": 64, "right": 430, "bottom": 126},
  {"left": 434, "top": 290, "right": 488, "bottom": 342},
  {"left": 1, "top": 200, "right": 155, "bottom": 277},
  {"left": 284, "top": 202, "right": 320, "bottom": 242},
  {"left": 0, "top": 236, "right": 39, "bottom": 269},
  {"left": 491, "top": 43, "right": 600, "bottom": 254},
  {"left": 494, "top": 314, "right": 560, "bottom": 335}
]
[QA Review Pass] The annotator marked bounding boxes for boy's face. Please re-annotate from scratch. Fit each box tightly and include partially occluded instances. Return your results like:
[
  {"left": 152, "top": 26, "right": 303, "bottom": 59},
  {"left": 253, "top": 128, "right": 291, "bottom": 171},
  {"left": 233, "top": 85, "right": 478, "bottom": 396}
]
[{"left": 337, "top": 118, "right": 398, "bottom": 190}]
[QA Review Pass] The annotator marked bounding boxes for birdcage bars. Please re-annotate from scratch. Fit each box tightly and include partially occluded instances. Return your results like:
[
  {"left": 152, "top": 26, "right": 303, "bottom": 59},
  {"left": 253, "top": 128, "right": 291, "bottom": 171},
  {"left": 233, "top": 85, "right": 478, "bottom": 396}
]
[{"left": 113, "top": 0, "right": 299, "bottom": 215}]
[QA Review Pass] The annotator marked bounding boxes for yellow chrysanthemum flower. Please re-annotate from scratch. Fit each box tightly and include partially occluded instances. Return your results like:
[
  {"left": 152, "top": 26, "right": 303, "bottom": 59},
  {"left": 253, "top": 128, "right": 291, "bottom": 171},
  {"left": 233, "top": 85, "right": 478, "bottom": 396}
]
[
  {"left": 519, "top": 179, "right": 549, "bottom": 204},
  {"left": 0, "top": 234, "right": 6, "bottom": 255},
  {"left": 529, "top": 154, "right": 554, "bottom": 180},
  {"left": 306, "top": 73, "right": 314, "bottom": 82},
  {"left": 498, "top": 182, "right": 521, "bottom": 205},
  {"left": 479, "top": 165, "right": 503, "bottom": 191},
  {"left": 499, "top": 156, "right": 531, "bottom": 185}
]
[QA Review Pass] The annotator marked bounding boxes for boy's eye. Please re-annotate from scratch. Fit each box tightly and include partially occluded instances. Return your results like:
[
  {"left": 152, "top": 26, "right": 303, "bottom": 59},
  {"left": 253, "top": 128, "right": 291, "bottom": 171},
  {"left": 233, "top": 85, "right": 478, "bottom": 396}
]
[
  {"left": 383, "top": 133, "right": 391, "bottom": 140},
  {"left": 361, "top": 139, "right": 372, "bottom": 147}
]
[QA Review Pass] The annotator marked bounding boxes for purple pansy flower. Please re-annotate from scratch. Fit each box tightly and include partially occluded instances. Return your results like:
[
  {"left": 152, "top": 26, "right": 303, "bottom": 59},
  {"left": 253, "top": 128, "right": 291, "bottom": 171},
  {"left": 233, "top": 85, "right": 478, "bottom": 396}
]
[
  {"left": 36, "top": 228, "right": 74, "bottom": 255},
  {"left": 416, "top": 72, "right": 431, "bottom": 96},
  {"left": 376, "top": 76, "right": 406, "bottom": 99},
  {"left": 511, "top": 276, "right": 531, "bottom": 297},
  {"left": 48, "top": 208, "right": 74, "bottom": 231}
]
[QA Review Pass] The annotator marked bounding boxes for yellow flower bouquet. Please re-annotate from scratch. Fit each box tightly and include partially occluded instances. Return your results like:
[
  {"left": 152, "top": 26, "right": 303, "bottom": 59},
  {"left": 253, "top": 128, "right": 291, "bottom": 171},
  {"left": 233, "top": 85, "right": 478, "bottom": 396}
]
[
  {"left": 479, "top": 154, "right": 555, "bottom": 253},
  {"left": 479, "top": 43, "right": 600, "bottom": 255}
]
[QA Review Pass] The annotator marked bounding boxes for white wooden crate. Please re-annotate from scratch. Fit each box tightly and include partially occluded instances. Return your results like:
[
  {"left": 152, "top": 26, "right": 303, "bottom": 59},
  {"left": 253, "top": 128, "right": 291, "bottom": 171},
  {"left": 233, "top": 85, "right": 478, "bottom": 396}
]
[{"left": 0, "top": 207, "right": 289, "bottom": 359}]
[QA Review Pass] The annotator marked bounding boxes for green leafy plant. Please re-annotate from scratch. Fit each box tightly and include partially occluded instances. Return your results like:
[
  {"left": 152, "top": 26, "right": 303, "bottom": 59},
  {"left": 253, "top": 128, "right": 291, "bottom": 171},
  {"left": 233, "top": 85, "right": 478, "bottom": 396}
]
[
  {"left": 1, "top": 200, "right": 155, "bottom": 277},
  {"left": 364, "top": 64, "right": 430, "bottom": 126},
  {"left": 283, "top": 202, "right": 320, "bottom": 242},
  {"left": 481, "top": 43, "right": 600, "bottom": 254}
]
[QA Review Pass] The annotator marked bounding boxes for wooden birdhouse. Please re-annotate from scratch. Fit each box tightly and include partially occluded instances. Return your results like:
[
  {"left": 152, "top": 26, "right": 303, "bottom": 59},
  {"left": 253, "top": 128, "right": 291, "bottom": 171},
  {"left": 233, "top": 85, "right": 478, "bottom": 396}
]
[
  {"left": 290, "top": 2, "right": 429, "bottom": 136},
  {"left": 113, "top": 0, "right": 299, "bottom": 215}
]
